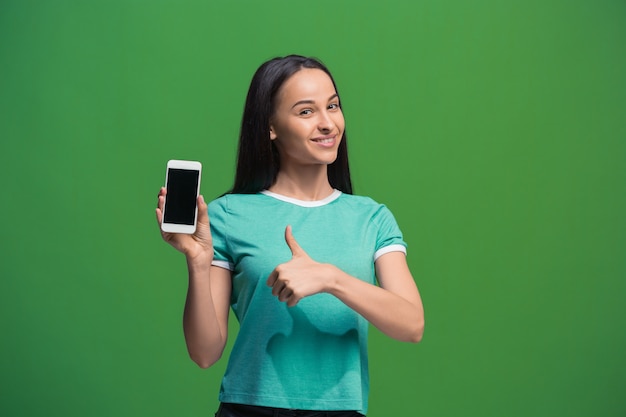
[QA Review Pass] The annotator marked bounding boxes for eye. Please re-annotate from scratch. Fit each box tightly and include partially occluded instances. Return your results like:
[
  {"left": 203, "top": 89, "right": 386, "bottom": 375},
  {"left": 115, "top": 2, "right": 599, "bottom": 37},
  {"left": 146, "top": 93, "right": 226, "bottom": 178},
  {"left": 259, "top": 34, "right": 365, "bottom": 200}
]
[
  {"left": 299, "top": 108, "right": 313, "bottom": 116},
  {"left": 328, "top": 103, "right": 340, "bottom": 111}
]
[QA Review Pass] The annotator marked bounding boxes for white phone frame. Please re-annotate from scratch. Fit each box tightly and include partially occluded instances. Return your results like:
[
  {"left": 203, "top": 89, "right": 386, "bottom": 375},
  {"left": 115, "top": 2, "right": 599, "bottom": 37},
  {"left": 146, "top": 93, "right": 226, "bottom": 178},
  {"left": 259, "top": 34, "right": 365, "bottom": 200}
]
[{"left": 161, "top": 159, "right": 202, "bottom": 234}]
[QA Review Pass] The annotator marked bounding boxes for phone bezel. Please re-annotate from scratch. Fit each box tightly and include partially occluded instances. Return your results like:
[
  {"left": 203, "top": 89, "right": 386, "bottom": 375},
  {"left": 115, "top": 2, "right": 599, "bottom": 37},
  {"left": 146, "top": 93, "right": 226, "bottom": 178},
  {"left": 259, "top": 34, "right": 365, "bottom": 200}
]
[{"left": 161, "top": 159, "right": 202, "bottom": 234}]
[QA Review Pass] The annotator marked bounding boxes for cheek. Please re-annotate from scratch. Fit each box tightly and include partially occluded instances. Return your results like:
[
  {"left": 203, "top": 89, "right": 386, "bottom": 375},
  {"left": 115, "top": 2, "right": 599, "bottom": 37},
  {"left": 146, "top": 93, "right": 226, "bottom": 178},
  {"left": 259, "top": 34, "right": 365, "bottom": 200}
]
[{"left": 335, "top": 114, "right": 346, "bottom": 133}]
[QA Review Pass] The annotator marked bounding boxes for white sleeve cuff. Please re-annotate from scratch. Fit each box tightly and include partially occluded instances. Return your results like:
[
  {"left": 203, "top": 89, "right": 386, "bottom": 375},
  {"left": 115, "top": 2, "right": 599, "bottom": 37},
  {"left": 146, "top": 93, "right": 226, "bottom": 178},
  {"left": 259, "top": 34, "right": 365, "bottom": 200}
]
[
  {"left": 211, "top": 259, "right": 234, "bottom": 271},
  {"left": 374, "top": 244, "right": 407, "bottom": 261}
]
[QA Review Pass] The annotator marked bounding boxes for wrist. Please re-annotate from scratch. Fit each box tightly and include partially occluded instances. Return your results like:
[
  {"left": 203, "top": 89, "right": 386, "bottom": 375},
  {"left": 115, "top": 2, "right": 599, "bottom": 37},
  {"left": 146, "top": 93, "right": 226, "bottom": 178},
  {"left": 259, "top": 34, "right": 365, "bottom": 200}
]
[
  {"left": 324, "top": 264, "right": 345, "bottom": 295},
  {"left": 186, "top": 250, "right": 214, "bottom": 271}
]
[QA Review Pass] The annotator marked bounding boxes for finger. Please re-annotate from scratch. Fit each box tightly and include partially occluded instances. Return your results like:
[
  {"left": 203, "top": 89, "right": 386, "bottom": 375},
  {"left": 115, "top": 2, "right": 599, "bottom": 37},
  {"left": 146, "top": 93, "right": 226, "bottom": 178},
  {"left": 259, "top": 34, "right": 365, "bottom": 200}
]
[
  {"left": 156, "top": 194, "right": 165, "bottom": 224},
  {"left": 267, "top": 269, "right": 278, "bottom": 287},
  {"left": 272, "top": 281, "right": 286, "bottom": 297},
  {"left": 278, "top": 287, "right": 293, "bottom": 302},
  {"left": 286, "top": 294, "right": 300, "bottom": 307},
  {"left": 156, "top": 188, "right": 166, "bottom": 220},
  {"left": 157, "top": 187, "right": 166, "bottom": 210},
  {"left": 284, "top": 225, "right": 305, "bottom": 257}
]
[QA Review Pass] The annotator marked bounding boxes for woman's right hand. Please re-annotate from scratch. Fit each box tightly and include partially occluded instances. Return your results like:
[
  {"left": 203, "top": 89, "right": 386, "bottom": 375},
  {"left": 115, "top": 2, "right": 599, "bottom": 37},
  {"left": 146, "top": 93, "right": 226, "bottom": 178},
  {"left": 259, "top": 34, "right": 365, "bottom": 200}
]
[{"left": 155, "top": 187, "right": 213, "bottom": 261}]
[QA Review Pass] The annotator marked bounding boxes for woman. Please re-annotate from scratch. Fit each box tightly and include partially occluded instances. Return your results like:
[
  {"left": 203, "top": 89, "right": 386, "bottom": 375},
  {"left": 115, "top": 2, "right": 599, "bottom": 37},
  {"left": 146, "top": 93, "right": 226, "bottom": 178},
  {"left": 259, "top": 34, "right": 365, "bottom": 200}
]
[{"left": 156, "top": 55, "right": 424, "bottom": 417}]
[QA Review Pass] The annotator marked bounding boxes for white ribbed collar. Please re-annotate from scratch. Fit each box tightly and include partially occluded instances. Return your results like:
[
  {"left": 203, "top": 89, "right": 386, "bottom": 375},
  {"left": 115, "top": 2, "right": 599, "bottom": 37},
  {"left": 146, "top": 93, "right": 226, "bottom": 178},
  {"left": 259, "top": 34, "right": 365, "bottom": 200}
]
[{"left": 260, "top": 189, "right": 342, "bottom": 207}]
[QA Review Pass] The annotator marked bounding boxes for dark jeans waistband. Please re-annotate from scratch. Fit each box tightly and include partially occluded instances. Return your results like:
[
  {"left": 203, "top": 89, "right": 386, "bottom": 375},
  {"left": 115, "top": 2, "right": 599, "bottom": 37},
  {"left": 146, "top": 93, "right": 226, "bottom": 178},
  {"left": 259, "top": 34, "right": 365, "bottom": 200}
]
[{"left": 215, "top": 402, "right": 365, "bottom": 417}]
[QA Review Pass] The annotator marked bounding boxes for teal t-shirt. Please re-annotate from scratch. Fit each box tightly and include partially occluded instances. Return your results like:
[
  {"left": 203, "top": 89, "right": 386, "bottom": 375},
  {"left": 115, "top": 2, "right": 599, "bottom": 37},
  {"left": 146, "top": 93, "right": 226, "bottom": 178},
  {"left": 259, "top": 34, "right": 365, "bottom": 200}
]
[{"left": 208, "top": 190, "right": 407, "bottom": 414}]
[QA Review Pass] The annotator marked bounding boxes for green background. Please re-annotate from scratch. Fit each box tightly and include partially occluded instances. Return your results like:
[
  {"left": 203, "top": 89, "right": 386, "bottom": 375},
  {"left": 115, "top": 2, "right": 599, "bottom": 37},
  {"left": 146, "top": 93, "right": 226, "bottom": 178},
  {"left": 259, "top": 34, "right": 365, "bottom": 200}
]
[{"left": 1, "top": 1, "right": 625, "bottom": 416}]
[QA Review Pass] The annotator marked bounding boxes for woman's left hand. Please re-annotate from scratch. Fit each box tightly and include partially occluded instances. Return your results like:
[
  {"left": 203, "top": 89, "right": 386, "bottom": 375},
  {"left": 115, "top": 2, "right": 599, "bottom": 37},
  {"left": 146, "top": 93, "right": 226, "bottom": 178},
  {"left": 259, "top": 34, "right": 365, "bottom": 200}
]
[
  {"left": 267, "top": 225, "right": 336, "bottom": 307},
  {"left": 268, "top": 227, "right": 424, "bottom": 342}
]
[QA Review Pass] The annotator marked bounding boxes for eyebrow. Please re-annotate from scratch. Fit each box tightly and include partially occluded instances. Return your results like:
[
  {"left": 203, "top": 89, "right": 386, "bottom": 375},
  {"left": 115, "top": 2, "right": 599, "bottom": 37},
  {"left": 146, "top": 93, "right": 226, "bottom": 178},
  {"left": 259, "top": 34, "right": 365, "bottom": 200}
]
[{"left": 290, "top": 93, "right": 339, "bottom": 109}]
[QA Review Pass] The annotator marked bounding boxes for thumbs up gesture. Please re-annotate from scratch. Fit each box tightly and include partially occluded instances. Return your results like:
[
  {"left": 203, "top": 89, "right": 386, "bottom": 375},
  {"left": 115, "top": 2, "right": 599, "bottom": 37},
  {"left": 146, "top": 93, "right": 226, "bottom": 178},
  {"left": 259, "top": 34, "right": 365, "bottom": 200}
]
[{"left": 267, "top": 225, "right": 335, "bottom": 307}]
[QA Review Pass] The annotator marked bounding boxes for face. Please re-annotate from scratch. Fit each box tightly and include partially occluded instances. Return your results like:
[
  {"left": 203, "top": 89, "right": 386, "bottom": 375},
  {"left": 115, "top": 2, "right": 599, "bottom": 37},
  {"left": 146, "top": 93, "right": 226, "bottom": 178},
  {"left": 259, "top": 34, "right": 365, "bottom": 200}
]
[{"left": 269, "top": 68, "right": 345, "bottom": 169}]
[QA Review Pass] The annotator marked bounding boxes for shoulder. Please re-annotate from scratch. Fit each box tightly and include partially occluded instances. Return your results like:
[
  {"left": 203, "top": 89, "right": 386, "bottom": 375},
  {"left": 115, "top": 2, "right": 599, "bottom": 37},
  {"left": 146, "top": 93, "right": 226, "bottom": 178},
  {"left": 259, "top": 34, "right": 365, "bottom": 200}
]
[
  {"left": 208, "top": 194, "right": 230, "bottom": 217},
  {"left": 209, "top": 193, "right": 277, "bottom": 222},
  {"left": 209, "top": 193, "right": 263, "bottom": 210},
  {"left": 337, "top": 193, "right": 393, "bottom": 216},
  {"left": 336, "top": 193, "right": 380, "bottom": 208},
  {"left": 340, "top": 194, "right": 404, "bottom": 234}
]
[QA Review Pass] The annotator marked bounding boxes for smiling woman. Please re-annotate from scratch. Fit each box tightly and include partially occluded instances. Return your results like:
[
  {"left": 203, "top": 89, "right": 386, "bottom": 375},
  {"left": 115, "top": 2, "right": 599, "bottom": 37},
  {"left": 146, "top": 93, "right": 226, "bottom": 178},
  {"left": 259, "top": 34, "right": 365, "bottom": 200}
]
[
  {"left": 155, "top": 55, "right": 424, "bottom": 417},
  {"left": 229, "top": 56, "right": 353, "bottom": 196},
  {"left": 269, "top": 68, "right": 345, "bottom": 182}
]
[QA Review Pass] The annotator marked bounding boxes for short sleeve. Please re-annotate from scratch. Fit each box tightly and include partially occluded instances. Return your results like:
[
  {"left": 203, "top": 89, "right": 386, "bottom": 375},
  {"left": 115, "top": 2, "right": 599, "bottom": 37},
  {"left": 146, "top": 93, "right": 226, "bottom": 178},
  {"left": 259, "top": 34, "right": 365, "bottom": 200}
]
[
  {"left": 208, "top": 196, "right": 234, "bottom": 271},
  {"left": 372, "top": 205, "right": 407, "bottom": 261}
]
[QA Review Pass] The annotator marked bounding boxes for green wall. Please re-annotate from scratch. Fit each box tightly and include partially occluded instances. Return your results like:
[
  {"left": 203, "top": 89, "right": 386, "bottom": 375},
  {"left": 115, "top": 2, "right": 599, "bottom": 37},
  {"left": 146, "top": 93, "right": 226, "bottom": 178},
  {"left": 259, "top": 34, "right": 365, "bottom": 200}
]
[{"left": 1, "top": 1, "right": 625, "bottom": 416}]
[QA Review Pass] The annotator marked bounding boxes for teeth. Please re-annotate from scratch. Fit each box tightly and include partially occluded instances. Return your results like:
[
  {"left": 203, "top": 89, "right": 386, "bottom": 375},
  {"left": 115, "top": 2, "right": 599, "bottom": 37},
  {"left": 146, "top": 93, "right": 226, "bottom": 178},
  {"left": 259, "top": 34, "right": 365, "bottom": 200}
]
[{"left": 315, "top": 138, "right": 333, "bottom": 144}]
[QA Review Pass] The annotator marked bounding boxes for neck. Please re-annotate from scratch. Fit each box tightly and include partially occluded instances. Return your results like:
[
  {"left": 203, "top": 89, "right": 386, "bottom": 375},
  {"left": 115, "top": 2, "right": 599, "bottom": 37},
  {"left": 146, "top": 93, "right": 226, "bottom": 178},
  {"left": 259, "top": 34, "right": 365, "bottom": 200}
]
[{"left": 268, "top": 165, "right": 334, "bottom": 201}]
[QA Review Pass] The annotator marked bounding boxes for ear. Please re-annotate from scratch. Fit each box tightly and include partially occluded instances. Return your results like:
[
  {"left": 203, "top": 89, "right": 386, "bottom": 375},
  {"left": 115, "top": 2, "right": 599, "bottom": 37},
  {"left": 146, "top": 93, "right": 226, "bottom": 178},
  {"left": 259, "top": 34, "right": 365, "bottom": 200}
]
[{"left": 269, "top": 125, "right": 277, "bottom": 141}]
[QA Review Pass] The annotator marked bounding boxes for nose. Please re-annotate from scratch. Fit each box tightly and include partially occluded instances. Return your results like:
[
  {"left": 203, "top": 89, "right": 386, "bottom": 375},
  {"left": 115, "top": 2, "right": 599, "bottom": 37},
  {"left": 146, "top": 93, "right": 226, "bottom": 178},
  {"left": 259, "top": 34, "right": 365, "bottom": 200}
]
[{"left": 317, "top": 110, "right": 334, "bottom": 132}]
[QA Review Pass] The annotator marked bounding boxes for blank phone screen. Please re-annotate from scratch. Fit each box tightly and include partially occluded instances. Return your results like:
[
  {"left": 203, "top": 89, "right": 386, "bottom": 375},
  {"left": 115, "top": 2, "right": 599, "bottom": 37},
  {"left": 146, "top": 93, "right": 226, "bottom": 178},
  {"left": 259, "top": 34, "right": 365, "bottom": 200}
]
[{"left": 163, "top": 168, "right": 200, "bottom": 225}]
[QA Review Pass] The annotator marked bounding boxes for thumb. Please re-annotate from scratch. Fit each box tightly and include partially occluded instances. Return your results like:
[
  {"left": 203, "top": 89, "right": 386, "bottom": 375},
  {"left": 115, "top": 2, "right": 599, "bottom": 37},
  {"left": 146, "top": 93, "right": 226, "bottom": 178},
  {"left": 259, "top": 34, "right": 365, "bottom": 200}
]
[
  {"left": 284, "top": 225, "right": 305, "bottom": 257},
  {"left": 197, "top": 195, "right": 209, "bottom": 225}
]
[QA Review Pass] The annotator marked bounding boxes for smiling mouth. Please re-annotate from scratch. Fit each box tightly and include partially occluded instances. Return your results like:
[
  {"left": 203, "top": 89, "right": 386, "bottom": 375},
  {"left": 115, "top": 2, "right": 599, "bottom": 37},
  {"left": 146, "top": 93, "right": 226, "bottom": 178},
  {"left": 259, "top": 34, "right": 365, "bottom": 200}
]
[
  {"left": 312, "top": 138, "right": 334, "bottom": 144},
  {"left": 311, "top": 135, "right": 337, "bottom": 145}
]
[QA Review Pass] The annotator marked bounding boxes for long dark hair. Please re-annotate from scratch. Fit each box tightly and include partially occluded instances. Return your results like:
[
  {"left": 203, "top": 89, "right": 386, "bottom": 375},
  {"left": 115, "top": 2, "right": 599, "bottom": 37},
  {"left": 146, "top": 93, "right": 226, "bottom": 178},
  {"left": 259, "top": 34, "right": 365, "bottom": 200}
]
[{"left": 229, "top": 55, "right": 352, "bottom": 194}]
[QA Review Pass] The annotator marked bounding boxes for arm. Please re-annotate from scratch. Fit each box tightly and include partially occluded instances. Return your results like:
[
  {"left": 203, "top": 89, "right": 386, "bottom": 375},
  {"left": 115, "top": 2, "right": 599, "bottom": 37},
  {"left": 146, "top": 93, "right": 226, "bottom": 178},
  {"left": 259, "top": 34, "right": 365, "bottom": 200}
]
[
  {"left": 267, "top": 226, "right": 424, "bottom": 343},
  {"left": 183, "top": 260, "right": 232, "bottom": 368},
  {"left": 329, "top": 251, "right": 424, "bottom": 343},
  {"left": 156, "top": 188, "right": 232, "bottom": 368}
]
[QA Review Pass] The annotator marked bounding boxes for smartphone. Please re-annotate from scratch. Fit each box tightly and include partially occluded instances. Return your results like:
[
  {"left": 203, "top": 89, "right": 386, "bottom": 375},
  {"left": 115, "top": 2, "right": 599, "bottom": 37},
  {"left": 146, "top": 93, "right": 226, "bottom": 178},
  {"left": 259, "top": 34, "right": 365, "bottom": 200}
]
[{"left": 161, "top": 160, "right": 202, "bottom": 234}]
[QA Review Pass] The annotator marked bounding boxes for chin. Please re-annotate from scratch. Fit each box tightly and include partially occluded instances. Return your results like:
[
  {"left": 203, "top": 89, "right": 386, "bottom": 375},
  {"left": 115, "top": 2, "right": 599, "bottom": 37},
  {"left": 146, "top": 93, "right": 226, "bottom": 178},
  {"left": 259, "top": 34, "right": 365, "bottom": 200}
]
[{"left": 319, "top": 152, "right": 339, "bottom": 165}]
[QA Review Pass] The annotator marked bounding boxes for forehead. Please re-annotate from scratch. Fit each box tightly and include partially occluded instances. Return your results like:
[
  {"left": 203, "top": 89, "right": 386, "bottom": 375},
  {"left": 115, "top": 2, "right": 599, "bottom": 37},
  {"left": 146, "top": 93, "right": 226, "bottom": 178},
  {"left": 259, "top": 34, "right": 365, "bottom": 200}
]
[{"left": 276, "top": 68, "right": 336, "bottom": 104}]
